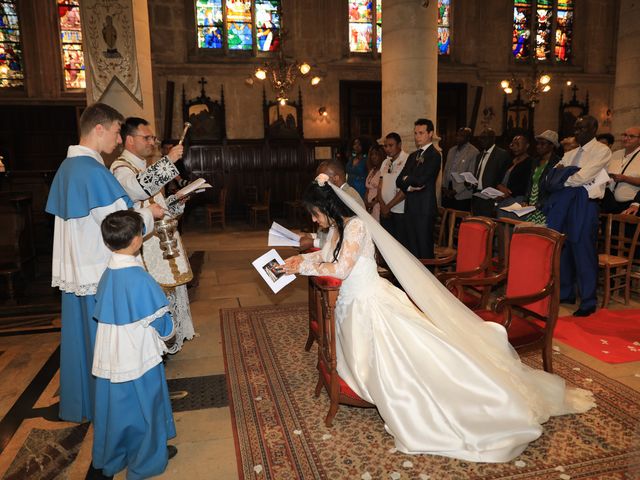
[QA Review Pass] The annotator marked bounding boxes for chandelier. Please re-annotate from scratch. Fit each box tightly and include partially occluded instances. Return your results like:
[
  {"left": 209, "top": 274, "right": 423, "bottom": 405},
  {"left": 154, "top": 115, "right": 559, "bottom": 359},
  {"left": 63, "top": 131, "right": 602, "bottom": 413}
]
[
  {"left": 500, "top": 68, "right": 551, "bottom": 107},
  {"left": 251, "top": 51, "right": 321, "bottom": 105}
]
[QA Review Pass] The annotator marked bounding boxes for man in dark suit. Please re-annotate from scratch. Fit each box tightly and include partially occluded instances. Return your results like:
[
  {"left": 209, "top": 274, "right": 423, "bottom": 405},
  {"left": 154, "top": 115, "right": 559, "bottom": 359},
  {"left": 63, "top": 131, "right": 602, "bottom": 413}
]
[
  {"left": 396, "top": 118, "right": 442, "bottom": 260},
  {"left": 471, "top": 128, "right": 511, "bottom": 217}
]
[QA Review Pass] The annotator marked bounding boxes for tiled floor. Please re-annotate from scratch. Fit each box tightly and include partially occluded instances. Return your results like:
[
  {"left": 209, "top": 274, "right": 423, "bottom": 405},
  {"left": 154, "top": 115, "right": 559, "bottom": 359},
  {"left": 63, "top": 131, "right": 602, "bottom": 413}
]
[{"left": 0, "top": 223, "right": 638, "bottom": 479}]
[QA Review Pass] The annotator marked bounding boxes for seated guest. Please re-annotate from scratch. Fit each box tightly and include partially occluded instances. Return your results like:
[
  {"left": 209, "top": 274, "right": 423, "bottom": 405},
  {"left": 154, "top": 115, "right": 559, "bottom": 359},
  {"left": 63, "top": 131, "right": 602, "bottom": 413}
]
[
  {"left": 299, "top": 159, "right": 365, "bottom": 250},
  {"left": 379, "top": 132, "right": 408, "bottom": 246},
  {"left": 91, "top": 210, "right": 177, "bottom": 479},
  {"left": 346, "top": 136, "right": 371, "bottom": 199},
  {"left": 622, "top": 190, "right": 640, "bottom": 216},
  {"left": 520, "top": 130, "right": 562, "bottom": 224},
  {"left": 365, "top": 144, "right": 385, "bottom": 221},
  {"left": 441, "top": 127, "right": 479, "bottom": 211},
  {"left": 496, "top": 135, "right": 533, "bottom": 202},
  {"left": 471, "top": 128, "right": 511, "bottom": 217},
  {"left": 603, "top": 126, "right": 640, "bottom": 213},
  {"left": 596, "top": 133, "right": 615, "bottom": 150},
  {"left": 560, "top": 136, "right": 579, "bottom": 154}
]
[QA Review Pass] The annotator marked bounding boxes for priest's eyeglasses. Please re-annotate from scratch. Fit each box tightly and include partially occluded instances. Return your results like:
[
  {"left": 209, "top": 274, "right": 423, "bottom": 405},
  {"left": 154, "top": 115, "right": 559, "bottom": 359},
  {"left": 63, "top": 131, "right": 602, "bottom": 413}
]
[{"left": 133, "top": 134, "right": 158, "bottom": 143}]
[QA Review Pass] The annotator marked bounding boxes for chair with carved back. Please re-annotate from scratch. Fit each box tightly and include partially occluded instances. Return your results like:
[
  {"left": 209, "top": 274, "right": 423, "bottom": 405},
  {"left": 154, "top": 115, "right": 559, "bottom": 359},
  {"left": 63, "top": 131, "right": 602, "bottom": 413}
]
[
  {"left": 305, "top": 273, "right": 341, "bottom": 351},
  {"left": 314, "top": 281, "right": 374, "bottom": 426},
  {"left": 438, "top": 216, "right": 496, "bottom": 309},
  {"left": 426, "top": 208, "right": 471, "bottom": 272},
  {"left": 249, "top": 188, "right": 271, "bottom": 228},
  {"left": 470, "top": 225, "right": 565, "bottom": 372},
  {"left": 598, "top": 213, "right": 640, "bottom": 307},
  {"left": 206, "top": 188, "right": 227, "bottom": 230}
]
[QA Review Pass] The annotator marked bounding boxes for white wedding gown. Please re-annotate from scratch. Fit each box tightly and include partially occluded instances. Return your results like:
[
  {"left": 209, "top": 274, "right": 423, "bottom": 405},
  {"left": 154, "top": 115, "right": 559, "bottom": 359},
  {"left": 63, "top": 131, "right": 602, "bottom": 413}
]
[{"left": 298, "top": 187, "right": 594, "bottom": 463}]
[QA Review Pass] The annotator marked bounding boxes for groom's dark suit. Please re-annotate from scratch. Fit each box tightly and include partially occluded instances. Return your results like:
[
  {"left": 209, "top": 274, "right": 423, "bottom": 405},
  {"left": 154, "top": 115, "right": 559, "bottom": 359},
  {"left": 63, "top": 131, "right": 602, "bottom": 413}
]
[{"left": 396, "top": 144, "right": 442, "bottom": 259}]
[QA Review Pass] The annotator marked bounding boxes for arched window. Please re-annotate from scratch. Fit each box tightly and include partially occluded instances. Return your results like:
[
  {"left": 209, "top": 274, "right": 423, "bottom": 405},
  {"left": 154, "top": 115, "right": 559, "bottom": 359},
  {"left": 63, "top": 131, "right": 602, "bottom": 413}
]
[
  {"left": 58, "top": 0, "right": 85, "bottom": 89},
  {"left": 349, "top": 1, "right": 451, "bottom": 56},
  {"left": 348, "top": 0, "right": 382, "bottom": 53},
  {"left": 0, "top": 0, "right": 23, "bottom": 88},
  {"left": 437, "top": 0, "right": 451, "bottom": 56},
  {"left": 196, "top": 0, "right": 281, "bottom": 53},
  {"left": 512, "top": 0, "right": 574, "bottom": 62}
]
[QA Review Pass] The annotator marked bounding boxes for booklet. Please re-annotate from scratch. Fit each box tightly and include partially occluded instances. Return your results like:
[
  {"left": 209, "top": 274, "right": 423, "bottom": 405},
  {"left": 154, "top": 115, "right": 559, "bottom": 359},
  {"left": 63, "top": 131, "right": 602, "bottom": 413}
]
[
  {"left": 451, "top": 172, "right": 478, "bottom": 185},
  {"left": 175, "top": 178, "right": 212, "bottom": 198},
  {"left": 499, "top": 202, "right": 536, "bottom": 217},
  {"left": 473, "top": 187, "right": 505, "bottom": 200},
  {"left": 583, "top": 168, "right": 611, "bottom": 196},
  {"left": 252, "top": 249, "right": 296, "bottom": 294},
  {"left": 268, "top": 222, "right": 301, "bottom": 247}
]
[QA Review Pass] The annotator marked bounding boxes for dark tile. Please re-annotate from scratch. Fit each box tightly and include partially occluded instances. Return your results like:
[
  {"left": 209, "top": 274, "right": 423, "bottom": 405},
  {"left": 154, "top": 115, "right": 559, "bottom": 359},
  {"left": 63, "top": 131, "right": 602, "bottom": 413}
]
[{"left": 168, "top": 374, "right": 228, "bottom": 412}]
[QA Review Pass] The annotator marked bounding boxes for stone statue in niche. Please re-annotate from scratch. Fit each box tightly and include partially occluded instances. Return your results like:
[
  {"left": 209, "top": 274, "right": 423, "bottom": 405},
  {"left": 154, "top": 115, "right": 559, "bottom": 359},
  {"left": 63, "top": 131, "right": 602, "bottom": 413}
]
[{"left": 102, "top": 15, "right": 121, "bottom": 58}]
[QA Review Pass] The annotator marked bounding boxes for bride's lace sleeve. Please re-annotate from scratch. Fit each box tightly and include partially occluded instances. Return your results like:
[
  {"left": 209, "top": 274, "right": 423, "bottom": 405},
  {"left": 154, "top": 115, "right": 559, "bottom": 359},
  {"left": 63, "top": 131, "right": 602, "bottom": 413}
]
[{"left": 298, "top": 219, "right": 366, "bottom": 279}]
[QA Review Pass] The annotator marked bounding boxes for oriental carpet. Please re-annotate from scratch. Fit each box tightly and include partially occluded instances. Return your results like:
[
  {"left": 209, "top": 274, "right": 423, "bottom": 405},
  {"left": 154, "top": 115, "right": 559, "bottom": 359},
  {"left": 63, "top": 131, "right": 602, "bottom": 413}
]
[{"left": 221, "top": 303, "right": 640, "bottom": 480}]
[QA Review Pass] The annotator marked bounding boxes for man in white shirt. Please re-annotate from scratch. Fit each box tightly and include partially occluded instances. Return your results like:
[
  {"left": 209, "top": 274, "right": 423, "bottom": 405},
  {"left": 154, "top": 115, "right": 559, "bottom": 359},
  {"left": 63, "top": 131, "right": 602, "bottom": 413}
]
[
  {"left": 604, "top": 126, "right": 640, "bottom": 213},
  {"left": 45, "top": 103, "right": 163, "bottom": 422},
  {"left": 299, "top": 159, "right": 365, "bottom": 250},
  {"left": 379, "top": 132, "right": 408, "bottom": 246},
  {"left": 554, "top": 115, "right": 612, "bottom": 317},
  {"left": 112, "top": 117, "right": 195, "bottom": 354},
  {"left": 442, "top": 127, "right": 479, "bottom": 211}
]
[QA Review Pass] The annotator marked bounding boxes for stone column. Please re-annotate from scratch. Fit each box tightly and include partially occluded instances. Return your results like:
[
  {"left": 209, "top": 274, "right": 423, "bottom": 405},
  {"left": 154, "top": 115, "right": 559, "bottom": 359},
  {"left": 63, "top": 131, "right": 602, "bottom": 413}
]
[
  {"left": 381, "top": 0, "right": 438, "bottom": 147},
  {"left": 611, "top": 0, "right": 640, "bottom": 138},
  {"left": 83, "top": 0, "right": 156, "bottom": 130}
]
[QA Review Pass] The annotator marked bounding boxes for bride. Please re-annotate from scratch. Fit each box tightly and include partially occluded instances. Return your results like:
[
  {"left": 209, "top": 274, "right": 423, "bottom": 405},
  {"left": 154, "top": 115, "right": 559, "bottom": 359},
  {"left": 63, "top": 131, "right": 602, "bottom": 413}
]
[{"left": 282, "top": 174, "right": 595, "bottom": 463}]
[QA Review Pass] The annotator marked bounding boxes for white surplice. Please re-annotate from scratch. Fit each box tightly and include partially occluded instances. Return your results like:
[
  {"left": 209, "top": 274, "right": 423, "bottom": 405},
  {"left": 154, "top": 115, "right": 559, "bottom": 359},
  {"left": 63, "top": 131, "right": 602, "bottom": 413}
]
[{"left": 298, "top": 184, "right": 595, "bottom": 463}]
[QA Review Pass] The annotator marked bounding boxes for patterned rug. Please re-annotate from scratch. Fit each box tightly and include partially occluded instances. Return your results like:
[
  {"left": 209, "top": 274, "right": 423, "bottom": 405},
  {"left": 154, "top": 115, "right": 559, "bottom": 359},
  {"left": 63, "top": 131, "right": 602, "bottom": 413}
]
[{"left": 221, "top": 303, "right": 640, "bottom": 480}]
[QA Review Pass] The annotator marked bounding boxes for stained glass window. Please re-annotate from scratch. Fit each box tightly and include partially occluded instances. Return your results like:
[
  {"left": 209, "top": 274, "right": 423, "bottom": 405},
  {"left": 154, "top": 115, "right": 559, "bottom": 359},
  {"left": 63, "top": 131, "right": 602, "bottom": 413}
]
[
  {"left": 437, "top": 0, "right": 451, "bottom": 56},
  {"left": 0, "top": 0, "right": 23, "bottom": 88},
  {"left": 349, "top": 1, "right": 373, "bottom": 53},
  {"left": 58, "top": 0, "right": 85, "bottom": 89},
  {"left": 513, "top": 0, "right": 573, "bottom": 62},
  {"left": 196, "top": 0, "right": 280, "bottom": 53},
  {"left": 555, "top": 0, "right": 573, "bottom": 62},
  {"left": 375, "top": 0, "right": 382, "bottom": 53}
]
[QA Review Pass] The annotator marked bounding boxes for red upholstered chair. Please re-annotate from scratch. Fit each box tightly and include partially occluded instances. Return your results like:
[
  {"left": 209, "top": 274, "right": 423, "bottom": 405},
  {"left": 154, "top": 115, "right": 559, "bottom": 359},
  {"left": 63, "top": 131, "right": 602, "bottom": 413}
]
[
  {"left": 306, "top": 275, "right": 341, "bottom": 351},
  {"left": 472, "top": 225, "right": 565, "bottom": 372},
  {"left": 314, "top": 283, "right": 374, "bottom": 426},
  {"left": 439, "top": 216, "right": 497, "bottom": 309}
]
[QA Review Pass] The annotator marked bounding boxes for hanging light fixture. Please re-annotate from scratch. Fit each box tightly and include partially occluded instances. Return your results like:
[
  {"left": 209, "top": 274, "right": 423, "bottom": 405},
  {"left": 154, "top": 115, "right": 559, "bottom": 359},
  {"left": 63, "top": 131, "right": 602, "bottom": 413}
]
[{"left": 499, "top": 66, "right": 552, "bottom": 107}]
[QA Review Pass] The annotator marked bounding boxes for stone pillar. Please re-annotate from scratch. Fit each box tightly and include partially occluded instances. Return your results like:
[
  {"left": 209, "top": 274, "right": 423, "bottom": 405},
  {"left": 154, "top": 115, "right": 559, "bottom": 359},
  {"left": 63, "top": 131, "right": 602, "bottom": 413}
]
[
  {"left": 381, "top": 0, "right": 438, "bottom": 148},
  {"left": 611, "top": 0, "right": 640, "bottom": 138},
  {"left": 83, "top": 0, "right": 156, "bottom": 130}
]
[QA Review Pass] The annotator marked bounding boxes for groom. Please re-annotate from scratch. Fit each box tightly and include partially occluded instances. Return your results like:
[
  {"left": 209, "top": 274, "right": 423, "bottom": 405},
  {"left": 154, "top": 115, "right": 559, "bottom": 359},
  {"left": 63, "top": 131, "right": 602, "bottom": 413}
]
[{"left": 396, "top": 118, "right": 441, "bottom": 260}]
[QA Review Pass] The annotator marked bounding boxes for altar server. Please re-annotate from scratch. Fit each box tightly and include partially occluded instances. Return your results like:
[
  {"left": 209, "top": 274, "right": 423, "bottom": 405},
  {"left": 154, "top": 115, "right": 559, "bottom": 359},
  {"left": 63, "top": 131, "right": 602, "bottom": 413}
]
[
  {"left": 45, "top": 103, "right": 162, "bottom": 423},
  {"left": 91, "top": 210, "right": 177, "bottom": 479}
]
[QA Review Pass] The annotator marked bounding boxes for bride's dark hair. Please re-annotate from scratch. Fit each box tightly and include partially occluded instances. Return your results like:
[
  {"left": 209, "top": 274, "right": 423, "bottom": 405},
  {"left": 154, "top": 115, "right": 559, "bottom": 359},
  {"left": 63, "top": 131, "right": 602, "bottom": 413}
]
[{"left": 303, "top": 181, "right": 354, "bottom": 262}]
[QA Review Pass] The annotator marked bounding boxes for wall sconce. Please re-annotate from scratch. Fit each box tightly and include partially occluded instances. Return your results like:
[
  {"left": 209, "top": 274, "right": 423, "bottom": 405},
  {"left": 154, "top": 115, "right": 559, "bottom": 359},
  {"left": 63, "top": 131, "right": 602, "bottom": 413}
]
[
  {"left": 318, "top": 106, "right": 328, "bottom": 117},
  {"left": 311, "top": 76, "right": 322, "bottom": 86}
]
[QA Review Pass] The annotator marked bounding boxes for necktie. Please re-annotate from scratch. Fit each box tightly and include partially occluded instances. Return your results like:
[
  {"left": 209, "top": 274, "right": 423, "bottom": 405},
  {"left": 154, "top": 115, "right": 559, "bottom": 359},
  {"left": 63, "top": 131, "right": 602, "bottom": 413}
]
[
  {"left": 570, "top": 147, "right": 584, "bottom": 167},
  {"left": 476, "top": 151, "right": 489, "bottom": 189}
]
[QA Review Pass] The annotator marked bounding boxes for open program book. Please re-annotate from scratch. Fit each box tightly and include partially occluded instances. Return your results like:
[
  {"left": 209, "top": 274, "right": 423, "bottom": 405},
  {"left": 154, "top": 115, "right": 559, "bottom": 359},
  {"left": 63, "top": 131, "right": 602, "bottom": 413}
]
[
  {"left": 268, "top": 222, "right": 301, "bottom": 247},
  {"left": 252, "top": 249, "right": 296, "bottom": 294}
]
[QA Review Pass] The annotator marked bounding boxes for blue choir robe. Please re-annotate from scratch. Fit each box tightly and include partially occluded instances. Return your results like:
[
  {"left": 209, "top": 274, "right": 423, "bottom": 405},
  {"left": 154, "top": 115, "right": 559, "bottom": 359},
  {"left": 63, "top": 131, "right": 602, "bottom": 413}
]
[
  {"left": 91, "top": 253, "right": 176, "bottom": 480},
  {"left": 45, "top": 145, "right": 155, "bottom": 423}
]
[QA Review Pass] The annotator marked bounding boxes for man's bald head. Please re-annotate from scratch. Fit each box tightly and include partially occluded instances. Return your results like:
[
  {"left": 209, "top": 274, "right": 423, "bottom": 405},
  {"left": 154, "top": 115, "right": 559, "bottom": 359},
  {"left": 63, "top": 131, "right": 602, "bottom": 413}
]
[{"left": 316, "top": 159, "right": 346, "bottom": 187}]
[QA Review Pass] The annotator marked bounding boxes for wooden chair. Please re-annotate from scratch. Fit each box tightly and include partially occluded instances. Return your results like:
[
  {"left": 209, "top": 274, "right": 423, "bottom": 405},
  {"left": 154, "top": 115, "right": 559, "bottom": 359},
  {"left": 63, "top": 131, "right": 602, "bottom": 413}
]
[
  {"left": 249, "top": 188, "right": 271, "bottom": 228},
  {"left": 471, "top": 225, "right": 565, "bottom": 372},
  {"left": 314, "top": 281, "right": 374, "bottom": 426},
  {"left": 438, "top": 216, "right": 496, "bottom": 309},
  {"left": 494, "top": 217, "right": 524, "bottom": 273},
  {"left": 306, "top": 274, "right": 341, "bottom": 351},
  {"left": 244, "top": 185, "right": 258, "bottom": 221},
  {"left": 284, "top": 184, "right": 304, "bottom": 227},
  {"left": 427, "top": 208, "right": 471, "bottom": 272},
  {"left": 206, "top": 188, "right": 227, "bottom": 230},
  {"left": 598, "top": 213, "right": 640, "bottom": 307}
]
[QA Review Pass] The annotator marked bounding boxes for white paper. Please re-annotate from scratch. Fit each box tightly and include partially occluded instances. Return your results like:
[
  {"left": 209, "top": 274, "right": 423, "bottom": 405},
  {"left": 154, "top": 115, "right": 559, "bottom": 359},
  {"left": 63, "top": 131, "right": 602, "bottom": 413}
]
[
  {"left": 583, "top": 168, "right": 611, "bottom": 196},
  {"left": 474, "top": 187, "right": 505, "bottom": 199},
  {"left": 252, "top": 249, "right": 296, "bottom": 294},
  {"left": 175, "top": 178, "right": 212, "bottom": 198},
  {"left": 499, "top": 202, "right": 536, "bottom": 217},
  {"left": 452, "top": 172, "right": 478, "bottom": 185},
  {"left": 268, "top": 222, "right": 300, "bottom": 247}
]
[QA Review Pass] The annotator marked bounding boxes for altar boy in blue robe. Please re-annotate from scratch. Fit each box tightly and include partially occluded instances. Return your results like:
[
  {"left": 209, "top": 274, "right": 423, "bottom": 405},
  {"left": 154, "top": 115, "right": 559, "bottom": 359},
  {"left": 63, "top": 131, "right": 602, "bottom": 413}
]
[
  {"left": 91, "top": 210, "right": 177, "bottom": 480},
  {"left": 45, "top": 103, "right": 161, "bottom": 423}
]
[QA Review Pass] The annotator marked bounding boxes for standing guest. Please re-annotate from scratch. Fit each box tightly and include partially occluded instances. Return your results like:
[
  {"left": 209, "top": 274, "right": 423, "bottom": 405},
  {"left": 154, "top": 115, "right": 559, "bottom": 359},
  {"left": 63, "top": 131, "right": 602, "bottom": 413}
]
[
  {"left": 365, "top": 144, "right": 385, "bottom": 221},
  {"left": 549, "top": 115, "right": 611, "bottom": 317},
  {"left": 45, "top": 103, "right": 163, "bottom": 423},
  {"left": 471, "top": 128, "right": 511, "bottom": 217},
  {"left": 91, "top": 211, "right": 177, "bottom": 479},
  {"left": 396, "top": 118, "right": 441, "bottom": 260},
  {"left": 441, "top": 127, "right": 479, "bottom": 211},
  {"left": 603, "top": 126, "right": 640, "bottom": 213},
  {"left": 496, "top": 135, "right": 533, "bottom": 202},
  {"left": 346, "top": 136, "right": 370, "bottom": 199},
  {"left": 379, "top": 132, "right": 409, "bottom": 245},
  {"left": 596, "top": 133, "right": 615, "bottom": 150},
  {"left": 521, "top": 130, "right": 561, "bottom": 224},
  {"left": 111, "top": 117, "right": 195, "bottom": 354}
]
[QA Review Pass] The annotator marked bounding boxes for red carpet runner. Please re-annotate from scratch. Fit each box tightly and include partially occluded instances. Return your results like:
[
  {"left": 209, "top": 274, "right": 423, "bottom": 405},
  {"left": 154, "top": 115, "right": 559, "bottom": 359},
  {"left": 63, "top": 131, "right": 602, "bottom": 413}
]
[{"left": 555, "top": 309, "right": 640, "bottom": 363}]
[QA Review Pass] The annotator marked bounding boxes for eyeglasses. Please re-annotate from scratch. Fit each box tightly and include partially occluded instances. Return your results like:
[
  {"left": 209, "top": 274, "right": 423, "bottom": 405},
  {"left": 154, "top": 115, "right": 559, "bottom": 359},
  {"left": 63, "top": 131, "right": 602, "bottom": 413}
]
[
  {"left": 133, "top": 134, "right": 157, "bottom": 143},
  {"left": 621, "top": 133, "right": 640, "bottom": 139}
]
